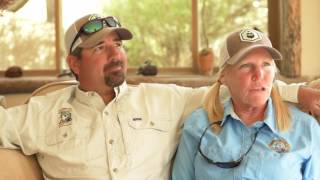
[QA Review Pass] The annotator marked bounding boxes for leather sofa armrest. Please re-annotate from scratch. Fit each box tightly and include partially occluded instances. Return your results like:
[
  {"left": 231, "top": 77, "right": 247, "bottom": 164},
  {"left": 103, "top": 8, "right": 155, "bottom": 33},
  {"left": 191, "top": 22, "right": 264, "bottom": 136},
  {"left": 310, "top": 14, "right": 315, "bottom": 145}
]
[{"left": 0, "top": 149, "right": 43, "bottom": 180}]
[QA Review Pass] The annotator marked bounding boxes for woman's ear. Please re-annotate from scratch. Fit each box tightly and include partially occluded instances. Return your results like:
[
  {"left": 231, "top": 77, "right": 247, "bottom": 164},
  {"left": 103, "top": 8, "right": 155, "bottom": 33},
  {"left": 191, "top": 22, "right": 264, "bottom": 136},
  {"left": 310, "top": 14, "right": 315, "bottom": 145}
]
[
  {"left": 66, "top": 55, "right": 80, "bottom": 76},
  {"left": 219, "top": 68, "right": 227, "bottom": 85},
  {"left": 219, "top": 75, "right": 226, "bottom": 85}
]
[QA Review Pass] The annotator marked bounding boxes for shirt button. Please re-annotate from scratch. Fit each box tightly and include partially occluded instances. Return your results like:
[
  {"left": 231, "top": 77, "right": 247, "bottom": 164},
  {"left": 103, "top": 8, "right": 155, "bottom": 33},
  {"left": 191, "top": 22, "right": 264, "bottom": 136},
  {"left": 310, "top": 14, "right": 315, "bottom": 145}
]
[
  {"left": 104, "top": 111, "right": 109, "bottom": 115},
  {"left": 150, "top": 121, "right": 155, "bottom": 126},
  {"left": 113, "top": 168, "right": 118, "bottom": 173},
  {"left": 109, "top": 139, "right": 114, "bottom": 145},
  {"left": 62, "top": 133, "right": 68, "bottom": 138}
]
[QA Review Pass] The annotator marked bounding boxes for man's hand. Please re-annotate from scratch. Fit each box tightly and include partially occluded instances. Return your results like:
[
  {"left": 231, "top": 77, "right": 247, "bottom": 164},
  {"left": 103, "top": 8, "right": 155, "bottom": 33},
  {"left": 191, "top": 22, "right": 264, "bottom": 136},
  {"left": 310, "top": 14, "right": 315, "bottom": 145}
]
[{"left": 298, "top": 86, "right": 320, "bottom": 121}]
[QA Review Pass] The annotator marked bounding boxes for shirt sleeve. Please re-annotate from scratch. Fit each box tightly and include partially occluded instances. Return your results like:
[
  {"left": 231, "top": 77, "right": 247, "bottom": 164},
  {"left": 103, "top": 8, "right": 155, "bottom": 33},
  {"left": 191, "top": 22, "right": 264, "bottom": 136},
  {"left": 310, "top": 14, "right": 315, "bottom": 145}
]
[
  {"left": 274, "top": 80, "right": 305, "bottom": 103},
  {"left": 182, "top": 87, "right": 207, "bottom": 119},
  {"left": 0, "top": 103, "right": 39, "bottom": 155},
  {"left": 172, "top": 114, "right": 200, "bottom": 180},
  {"left": 301, "top": 119, "right": 320, "bottom": 179}
]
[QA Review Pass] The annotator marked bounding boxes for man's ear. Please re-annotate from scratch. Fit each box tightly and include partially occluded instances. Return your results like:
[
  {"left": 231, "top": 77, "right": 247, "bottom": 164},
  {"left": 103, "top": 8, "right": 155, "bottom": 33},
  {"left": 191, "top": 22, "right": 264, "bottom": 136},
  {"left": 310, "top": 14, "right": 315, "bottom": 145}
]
[{"left": 66, "top": 55, "right": 80, "bottom": 76}]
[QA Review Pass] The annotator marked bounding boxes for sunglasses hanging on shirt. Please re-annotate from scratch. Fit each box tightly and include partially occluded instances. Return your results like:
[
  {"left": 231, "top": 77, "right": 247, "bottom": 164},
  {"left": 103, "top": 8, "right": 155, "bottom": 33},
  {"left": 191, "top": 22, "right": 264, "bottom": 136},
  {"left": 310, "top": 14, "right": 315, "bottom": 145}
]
[{"left": 197, "top": 121, "right": 263, "bottom": 168}]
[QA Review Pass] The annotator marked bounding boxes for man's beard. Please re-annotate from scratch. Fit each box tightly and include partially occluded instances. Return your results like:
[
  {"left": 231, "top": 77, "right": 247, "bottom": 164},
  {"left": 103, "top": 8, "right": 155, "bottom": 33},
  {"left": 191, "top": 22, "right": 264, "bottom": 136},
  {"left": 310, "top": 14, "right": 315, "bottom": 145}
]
[
  {"left": 103, "top": 60, "right": 126, "bottom": 87},
  {"left": 104, "top": 71, "right": 125, "bottom": 87}
]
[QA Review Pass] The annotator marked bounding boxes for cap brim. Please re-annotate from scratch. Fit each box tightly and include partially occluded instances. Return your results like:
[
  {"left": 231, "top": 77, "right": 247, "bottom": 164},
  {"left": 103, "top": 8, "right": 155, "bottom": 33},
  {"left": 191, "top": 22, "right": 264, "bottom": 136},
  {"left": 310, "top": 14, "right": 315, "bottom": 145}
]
[
  {"left": 227, "top": 45, "right": 282, "bottom": 65},
  {"left": 79, "top": 27, "right": 133, "bottom": 48},
  {"left": 7, "top": 0, "right": 28, "bottom": 12}
]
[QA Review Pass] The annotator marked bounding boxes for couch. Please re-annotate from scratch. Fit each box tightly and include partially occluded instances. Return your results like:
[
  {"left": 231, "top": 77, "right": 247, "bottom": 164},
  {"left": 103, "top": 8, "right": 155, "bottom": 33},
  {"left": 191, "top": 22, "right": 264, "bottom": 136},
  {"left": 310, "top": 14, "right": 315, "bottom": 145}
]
[{"left": 0, "top": 149, "right": 43, "bottom": 180}]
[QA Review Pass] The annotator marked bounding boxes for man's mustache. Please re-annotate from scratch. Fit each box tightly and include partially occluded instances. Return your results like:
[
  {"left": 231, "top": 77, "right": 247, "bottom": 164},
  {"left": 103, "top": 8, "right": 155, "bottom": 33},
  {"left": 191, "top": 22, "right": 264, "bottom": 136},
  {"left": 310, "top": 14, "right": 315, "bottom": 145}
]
[{"left": 104, "top": 59, "right": 123, "bottom": 71}]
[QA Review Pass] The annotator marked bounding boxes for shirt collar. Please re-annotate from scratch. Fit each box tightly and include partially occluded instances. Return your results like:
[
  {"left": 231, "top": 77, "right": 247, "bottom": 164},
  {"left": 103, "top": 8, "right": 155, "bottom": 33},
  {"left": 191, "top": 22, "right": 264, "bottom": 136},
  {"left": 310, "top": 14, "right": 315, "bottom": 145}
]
[
  {"left": 114, "top": 81, "right": 128, "bottom": 101},
  {"left": 74, "top": 81, "right": 128, "bottom": 110},
  {"left": 221, "top": 99, "right": 235, "bottom": 126},
  {"left": 222, "top": 98, "right": 279, "bottom": 134}
]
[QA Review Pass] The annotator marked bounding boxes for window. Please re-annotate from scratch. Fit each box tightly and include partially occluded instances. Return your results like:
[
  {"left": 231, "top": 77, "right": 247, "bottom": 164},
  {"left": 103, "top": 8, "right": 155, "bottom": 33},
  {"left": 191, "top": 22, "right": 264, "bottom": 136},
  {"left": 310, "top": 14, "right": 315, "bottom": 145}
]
[
  {"left": 0, "top": 0, "right": 268, "bottom": 76},
  {"left": 199, "top": 0, "right": 268, "bottom": 66},
  {"left": 60, "top": 0, "right": 193, "bottom": 69},
  {"left": 0, "top": 0, "right": 58, "bottom": 75}
]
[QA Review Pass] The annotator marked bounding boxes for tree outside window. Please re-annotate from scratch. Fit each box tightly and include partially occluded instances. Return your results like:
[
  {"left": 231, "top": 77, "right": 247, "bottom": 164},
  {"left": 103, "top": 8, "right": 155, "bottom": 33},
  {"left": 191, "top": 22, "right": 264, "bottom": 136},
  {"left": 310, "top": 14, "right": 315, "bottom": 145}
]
[{"left": 0, "top": 0, "right": 267, "bottom": 73}]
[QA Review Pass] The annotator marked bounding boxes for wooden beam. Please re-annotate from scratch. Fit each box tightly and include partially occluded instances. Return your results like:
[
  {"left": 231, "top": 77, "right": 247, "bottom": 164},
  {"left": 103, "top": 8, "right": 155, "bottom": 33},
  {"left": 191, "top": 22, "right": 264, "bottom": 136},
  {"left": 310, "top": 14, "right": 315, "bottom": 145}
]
[
  {"left": 191, "top": 0, "right": 199, "bottom": 73},
  {"left": 54, "top": 0, "right": 62, "bottom": 75},
  {"left": 268, "top": 0, "right": 281, "bottom": 52},
  {"left": 268, "top": 0, "right": 301, "bottom": 78},
  {"left": 279, "top": 0, "right": 301, "bottom": 77}
]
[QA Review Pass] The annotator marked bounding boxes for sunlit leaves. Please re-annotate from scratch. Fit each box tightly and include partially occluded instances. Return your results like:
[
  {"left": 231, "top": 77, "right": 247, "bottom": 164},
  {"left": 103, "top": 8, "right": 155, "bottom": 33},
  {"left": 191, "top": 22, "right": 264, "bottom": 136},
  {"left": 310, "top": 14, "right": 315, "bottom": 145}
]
[
  {"left": 104, "top": 0, "right": 267, "bottom": 68},
  {"left": 0, "top": 13, "right": 55, "bottom": 70}
]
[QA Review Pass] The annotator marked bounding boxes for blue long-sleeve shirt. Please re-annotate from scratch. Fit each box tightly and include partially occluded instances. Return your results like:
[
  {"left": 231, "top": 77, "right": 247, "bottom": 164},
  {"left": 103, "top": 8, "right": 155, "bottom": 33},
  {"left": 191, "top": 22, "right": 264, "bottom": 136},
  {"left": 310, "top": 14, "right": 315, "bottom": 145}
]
[{"left": 172, "top": 99, "right": 320, "bottom": 180}]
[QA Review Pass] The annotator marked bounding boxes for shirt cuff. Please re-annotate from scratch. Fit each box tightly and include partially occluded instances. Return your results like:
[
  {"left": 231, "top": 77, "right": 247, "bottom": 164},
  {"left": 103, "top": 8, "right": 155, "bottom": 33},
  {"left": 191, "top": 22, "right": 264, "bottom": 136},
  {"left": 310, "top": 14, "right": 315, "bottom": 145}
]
[{"left": 275, "top": 80, "right": 306, "bottom": 103}]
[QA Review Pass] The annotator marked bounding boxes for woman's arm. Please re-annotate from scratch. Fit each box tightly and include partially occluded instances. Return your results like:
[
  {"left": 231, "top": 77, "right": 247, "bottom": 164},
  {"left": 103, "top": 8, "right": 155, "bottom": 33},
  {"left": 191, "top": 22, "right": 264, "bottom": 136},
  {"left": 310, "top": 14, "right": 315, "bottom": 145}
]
[
  {"left": 301, "top": 119, "right": 320, "bottom": 179},
  {"left": 172, "top": 115, "right": 200, "bottom": 180}
]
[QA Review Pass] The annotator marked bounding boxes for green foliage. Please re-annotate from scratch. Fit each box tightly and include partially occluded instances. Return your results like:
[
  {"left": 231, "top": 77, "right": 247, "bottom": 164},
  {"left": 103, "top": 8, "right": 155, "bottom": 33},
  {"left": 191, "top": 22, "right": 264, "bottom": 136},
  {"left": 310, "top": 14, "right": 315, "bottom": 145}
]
[
  {"left": 0, "top": 14, "right": 55, "bottom": 70},
  {"left": 0, "top": 0, "right": 267, "bottom": 70},
  {"left": 104, "top": 0, "right": 267, "bottom": 68},
  {"left": 104, "top": 0, "right": 192, "bottom": 67},
  {"left": 200, "top": 0, "right": 267, "bottom": 50}
]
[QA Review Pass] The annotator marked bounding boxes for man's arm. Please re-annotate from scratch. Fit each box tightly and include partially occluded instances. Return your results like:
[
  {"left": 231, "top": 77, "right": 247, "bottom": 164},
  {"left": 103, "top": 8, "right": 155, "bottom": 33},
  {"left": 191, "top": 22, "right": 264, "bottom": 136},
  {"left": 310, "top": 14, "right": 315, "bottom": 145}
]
[
  {"left": 299, "top": 80, "right": 320, "bottom": 121},
  {"left": 274, "top": 80, "right": 303, "bottom": 103},
  {"left": 273, "top": 80, "right": 320, "bottom": 120},
  {"left": 0, "top": 106, "right": 23, "bottom": 149},
  {"left": 0, "top": 104, "right": 39, "bottom": 154}
]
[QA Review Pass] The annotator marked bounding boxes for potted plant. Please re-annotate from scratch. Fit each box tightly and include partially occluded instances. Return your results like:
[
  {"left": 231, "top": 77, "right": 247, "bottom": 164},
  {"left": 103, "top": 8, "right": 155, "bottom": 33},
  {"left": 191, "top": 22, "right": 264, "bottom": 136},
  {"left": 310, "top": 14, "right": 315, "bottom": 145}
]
[
  {"left": 198, "top": 47, "right": 214, "bottom": 75},
  {"left": 197, "top": 0, "right": 215, "bottom": 76}
]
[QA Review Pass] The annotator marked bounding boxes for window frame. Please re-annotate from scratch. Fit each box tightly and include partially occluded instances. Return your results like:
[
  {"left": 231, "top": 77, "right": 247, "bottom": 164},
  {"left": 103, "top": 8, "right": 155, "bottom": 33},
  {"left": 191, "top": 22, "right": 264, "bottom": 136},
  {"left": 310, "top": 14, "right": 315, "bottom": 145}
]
[{"left": 0, "top": 0, "right": 281, "bottom": 77}]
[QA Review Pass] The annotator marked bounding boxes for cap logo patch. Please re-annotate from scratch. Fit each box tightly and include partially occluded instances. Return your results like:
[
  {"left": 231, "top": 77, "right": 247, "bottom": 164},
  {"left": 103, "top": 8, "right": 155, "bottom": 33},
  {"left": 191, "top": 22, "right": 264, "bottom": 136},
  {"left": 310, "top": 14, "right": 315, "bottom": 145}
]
[{"left": 239, "top": 29, "right": 262, "bottom": 42}]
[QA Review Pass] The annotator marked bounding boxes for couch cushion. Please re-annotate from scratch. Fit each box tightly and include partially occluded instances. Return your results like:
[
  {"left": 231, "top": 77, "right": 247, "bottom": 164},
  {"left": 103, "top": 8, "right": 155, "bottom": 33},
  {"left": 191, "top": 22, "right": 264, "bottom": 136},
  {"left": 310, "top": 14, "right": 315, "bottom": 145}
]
[{"left": 0, "top": 149, "right": 43, "bottom": 180}]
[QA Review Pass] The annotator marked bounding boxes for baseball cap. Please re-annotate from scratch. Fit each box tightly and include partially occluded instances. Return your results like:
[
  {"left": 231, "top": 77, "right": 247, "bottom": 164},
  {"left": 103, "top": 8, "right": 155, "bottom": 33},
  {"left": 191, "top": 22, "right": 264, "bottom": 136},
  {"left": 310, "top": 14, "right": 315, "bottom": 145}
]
[
  {"left": 65, "top": 14, "right": 133, "bottom": 54},
  {"left": 219, "top": 29, "right": 282, "bottom": 68}
]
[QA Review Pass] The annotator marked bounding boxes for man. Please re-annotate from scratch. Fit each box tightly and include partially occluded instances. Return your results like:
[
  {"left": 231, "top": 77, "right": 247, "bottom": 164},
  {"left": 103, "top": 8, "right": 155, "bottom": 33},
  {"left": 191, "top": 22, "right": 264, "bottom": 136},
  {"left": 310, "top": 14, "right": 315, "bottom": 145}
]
[{"left": 0, "top": 14, "right": 319, "bottom": 180}]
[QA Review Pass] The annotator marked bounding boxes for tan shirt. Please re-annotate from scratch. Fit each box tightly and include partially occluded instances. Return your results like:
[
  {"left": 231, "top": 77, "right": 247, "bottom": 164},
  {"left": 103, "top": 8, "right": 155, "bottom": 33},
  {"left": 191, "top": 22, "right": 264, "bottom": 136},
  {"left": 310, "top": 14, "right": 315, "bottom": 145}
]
[{"left": 0, "top": 81, "right": 299, "bottom": 180}]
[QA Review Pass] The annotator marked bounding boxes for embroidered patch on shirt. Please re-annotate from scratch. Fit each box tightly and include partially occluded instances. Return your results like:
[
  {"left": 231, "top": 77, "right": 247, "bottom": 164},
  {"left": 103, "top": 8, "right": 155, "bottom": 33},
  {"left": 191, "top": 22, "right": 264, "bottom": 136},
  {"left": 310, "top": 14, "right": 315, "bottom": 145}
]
[
  {"left": 269, "top": 138, "right": 290, "bottom": 153},
  {"left": 58, "top": 108, "right": 72, "bottom": 127}
]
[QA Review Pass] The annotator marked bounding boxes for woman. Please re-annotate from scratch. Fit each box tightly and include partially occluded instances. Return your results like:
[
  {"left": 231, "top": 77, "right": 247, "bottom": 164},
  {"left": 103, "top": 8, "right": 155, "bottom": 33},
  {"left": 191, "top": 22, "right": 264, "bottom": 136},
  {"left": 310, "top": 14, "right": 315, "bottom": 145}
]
[{"left": 172, "top": 29, "right": 320, "bottom": 180}]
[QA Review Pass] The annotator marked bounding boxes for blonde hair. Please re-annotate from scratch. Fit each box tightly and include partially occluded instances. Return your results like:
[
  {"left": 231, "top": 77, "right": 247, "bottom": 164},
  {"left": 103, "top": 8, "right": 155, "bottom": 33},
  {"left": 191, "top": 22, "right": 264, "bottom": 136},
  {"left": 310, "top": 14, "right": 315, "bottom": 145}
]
[
  {"left": 203, "top": 81, "right": 224, "bottom": 133},
  {"left": 204, "top": 81, "right": 291, "bottom": 133}
]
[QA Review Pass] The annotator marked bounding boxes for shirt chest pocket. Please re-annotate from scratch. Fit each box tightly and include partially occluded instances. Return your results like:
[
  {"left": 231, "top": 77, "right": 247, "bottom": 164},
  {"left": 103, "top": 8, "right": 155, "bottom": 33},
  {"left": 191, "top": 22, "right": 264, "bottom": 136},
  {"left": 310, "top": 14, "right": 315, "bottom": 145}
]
[
  {"left": 127, "top": 117, "right": 173, "bottom": 132},
  {"left": 123, "top": 113, "right": 177, "bottom": 153},
  {"left": 40, "top": 126, "right": 100, "bottom": 164},
  {"left": 44, "top": 127, "right": 91, "bottom": 162}
]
